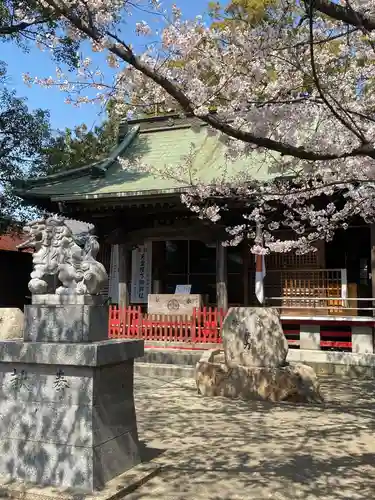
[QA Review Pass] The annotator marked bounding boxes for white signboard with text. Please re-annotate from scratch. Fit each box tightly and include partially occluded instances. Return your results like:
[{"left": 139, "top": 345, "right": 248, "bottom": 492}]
[
  {"left": 131, "top": 242, "right": 152, "bottom": 303},
  {"left": 148, "top": 294, "right": 202, "bottom": 316},
  {"left": 175, "top": 284, "right": 192, "bottom": 294}
]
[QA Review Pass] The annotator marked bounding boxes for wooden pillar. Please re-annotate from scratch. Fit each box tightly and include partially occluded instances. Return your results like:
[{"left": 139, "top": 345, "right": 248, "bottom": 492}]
[
  {"left": 118, "top": 244, "right": 129, "bottom": 308},
  {"left": 152, "top": 240, "right": 165, "bottom": 294},
  {"left": 315, "top": 239, "right": 326, "bottom": 268},
  {"left": 371, "top": 224, "right": 375, "bottom": 315},
  {"left": 243, "top": 244, "right": 250, "bottom": 306},
  {"left": 216, "top": 241, "right": 228, "bottom": 311}
]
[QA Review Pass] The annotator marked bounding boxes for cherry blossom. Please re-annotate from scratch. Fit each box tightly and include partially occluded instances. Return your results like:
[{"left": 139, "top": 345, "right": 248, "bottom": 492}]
[{"left": 10, "top": 0, "right": 375, "bottom": 252}]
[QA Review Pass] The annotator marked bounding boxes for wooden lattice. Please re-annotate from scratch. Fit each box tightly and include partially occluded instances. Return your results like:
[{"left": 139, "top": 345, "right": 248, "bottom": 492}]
[{"left": 267, "top": 251, "right": 320, "bottom": 270}]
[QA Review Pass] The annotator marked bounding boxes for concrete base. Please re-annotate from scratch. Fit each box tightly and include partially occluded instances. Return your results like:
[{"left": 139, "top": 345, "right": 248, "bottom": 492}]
[
  {"left": 134, "top": 344, "right": 375, "bottom": 380},
  {"left": 351, "top": 325, "right": 374, "bottom": 354},
  {"left": 0, "top": 461, "right": 160, "bottom": 500},
  {"left": 0, "top": 339, "right": 144, "bottom": 492},
  {"left": 300, "top": 324, "right": 320, "bottom": 350},
  {"left": 135, "top": 361, "right": 195, "bottom": 378},
  {"left": 288, "top": 349, "right": 375, "bottom": 378}
]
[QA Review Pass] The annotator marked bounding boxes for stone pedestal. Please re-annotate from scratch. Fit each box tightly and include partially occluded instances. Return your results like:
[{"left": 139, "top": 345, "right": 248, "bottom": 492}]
[
  {"left": 196, "top": 349, "right": 324, "bottom": 403},
  {"left": 24, "top": 303, "right": 108, "bottom": 343},
  {"left": 0, "top": 295, "right": 144, "bottom": 493}
]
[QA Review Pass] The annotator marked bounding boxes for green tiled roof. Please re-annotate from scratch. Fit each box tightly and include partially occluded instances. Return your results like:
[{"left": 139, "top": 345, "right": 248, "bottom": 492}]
[{"left": 16, "top": 119, "right": 280, "bottom": 203}]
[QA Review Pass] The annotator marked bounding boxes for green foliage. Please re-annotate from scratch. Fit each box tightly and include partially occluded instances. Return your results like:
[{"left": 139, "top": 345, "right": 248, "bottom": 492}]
[
  {"left": 0, "top": 74, "right": 118, "bottom": 229},
  {"left": 33, "top": 120, "right": 118, "bottom": 177},
  {"left": 0, "top": 0, "right": 79, "bottom": 69},
  {"left": 0, "top": 82, "right": 52, "bottom": 229},
  {"left": 0, "top": 1, "right": 114, "bottom": 228},
  {"left": 0, "top": 0, "right": 81, "bottom": 230},
  {"left": 0, "top": 72, "right": 117, "bottom": 228},
  {"left": 209, "top": 0, "right": 278, "bottom": 28}
]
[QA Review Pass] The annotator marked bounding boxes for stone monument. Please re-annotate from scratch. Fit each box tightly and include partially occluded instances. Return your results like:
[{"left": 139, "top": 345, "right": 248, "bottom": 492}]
[
  {"left": 0, "top": 216, "right": 144, "bottom": 494},
  {"left": 195, "top": 307, "right": 323, "bottom": 403},
  {"left": 0, "top": 308, "right": 24, "bottom": 339}
]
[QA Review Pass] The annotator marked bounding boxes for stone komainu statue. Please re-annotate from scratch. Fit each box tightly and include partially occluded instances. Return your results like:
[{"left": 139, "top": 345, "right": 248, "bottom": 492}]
[{"left": 17, "top": 215, "right": 108, "bottom": 296}]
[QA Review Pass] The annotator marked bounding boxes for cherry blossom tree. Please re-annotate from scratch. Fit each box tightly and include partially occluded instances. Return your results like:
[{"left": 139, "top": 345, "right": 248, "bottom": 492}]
[{"left": 11, "top": 0, "right": 375, "bottom": 252}]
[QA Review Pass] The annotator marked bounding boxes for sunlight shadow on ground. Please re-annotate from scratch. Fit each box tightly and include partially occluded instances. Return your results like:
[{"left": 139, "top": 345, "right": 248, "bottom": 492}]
[{"left": 129, "top": 374, "right": 375, "bottom": 500}]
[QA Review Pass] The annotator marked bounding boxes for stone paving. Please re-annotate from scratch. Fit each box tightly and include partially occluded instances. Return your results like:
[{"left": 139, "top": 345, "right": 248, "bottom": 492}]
[{"left": 129, "top": 374, "right": 375, "bottom": 500}]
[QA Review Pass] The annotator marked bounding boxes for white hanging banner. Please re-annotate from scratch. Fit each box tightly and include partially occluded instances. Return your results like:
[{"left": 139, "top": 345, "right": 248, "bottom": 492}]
[
  {"left": 131, "top": 242, "right": 152, "bottom": 303},
  {"left": 108, "top": 244, "right": 119, "bottom": 303},
  {"left": 255, "top": 225, "right": 266, "bottom": 305},
  {"left": 255, "top": 253, "right": 266, "bottom": 305}
]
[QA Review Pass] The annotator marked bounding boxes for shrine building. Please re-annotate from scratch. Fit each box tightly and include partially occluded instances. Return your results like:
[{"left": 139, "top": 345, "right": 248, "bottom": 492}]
[{"left": 14, "top": 113, "right": 375, "bottom": 353}]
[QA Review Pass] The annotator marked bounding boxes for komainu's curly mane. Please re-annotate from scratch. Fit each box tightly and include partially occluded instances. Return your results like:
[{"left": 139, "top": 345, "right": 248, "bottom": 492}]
[{"left": 19, "top": 216, "right": 108, "bottom": 296}]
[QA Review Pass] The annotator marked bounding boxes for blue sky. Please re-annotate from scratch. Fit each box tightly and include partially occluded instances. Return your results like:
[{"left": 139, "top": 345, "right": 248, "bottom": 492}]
[{"left": 1, "top": 0, "right": 207, "bottom": 132}]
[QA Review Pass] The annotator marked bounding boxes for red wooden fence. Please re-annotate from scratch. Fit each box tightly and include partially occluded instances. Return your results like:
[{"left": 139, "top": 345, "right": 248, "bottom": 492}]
[
  {"left": 108, "top": 306, "right": 353, "bottom": 350},
  {"left": 108, "top": 305, "right": 225, "bottom": 343}
]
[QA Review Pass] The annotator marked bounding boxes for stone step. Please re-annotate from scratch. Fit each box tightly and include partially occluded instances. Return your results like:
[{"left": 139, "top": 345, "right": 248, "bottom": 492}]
[
  {"left": 139, "top": 348, "right": 204, "bottom": 367},
  {"left": 135, "top": 362, "right": 195, "bottom": 378}
]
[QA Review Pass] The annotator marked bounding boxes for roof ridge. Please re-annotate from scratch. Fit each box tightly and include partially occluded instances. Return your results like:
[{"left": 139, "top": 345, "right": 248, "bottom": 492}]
[
  {"left": 13, "top": 125, "right": 140, "bottom": 190},
  {"left": 127, "top": 112, "right": 192, "bottom": 125},
  {"left": 139, "top": 122, "right": 207, "bottom": 134}
]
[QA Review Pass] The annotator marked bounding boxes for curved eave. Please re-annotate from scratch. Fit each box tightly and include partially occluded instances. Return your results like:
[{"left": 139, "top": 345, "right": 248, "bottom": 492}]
[
  {"left": 13, "top": 189, "right": 186, "bottom": 216},
  {"left": 13, "top": 125, "right": 140, "bottom": 192},
  {"left": 50, "top": 186, "right": 187, "bottom": 202},
  {"left": 15, "top": 174, "right": 293, "bottom": 207}
]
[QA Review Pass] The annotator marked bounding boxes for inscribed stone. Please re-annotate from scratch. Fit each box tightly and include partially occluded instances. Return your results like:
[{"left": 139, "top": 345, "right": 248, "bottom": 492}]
[
  {"left": 222, "top": 307, "right": 288, "bottom": 367},
  {"left": 0, "top": 308, "right": 23, "bottom": 339}
]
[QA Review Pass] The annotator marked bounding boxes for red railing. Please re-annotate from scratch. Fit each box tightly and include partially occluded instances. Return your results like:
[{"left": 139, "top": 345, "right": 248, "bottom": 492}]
[
  {"left": 108, "top": 305, "right": 225, "bottom": 343},
  {"left": 320, "top": 329, "right": 352, "bottom": 349},
  {"left": 108, "top": 306, "right": 353, "bottom": 350}
]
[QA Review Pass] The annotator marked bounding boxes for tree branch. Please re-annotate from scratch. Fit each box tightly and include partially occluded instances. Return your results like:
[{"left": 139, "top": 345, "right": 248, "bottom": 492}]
[
  {"left": 308, "top": 0, "right": 366, "bottom": 142},
  {"left": 0, "top": 17, "right": 49, "bottom": 36},
  {"left": 314, "top": 0, "right": 375, "bottom": 31},
  {"left": 43, "top": 0, "right": 375, "bottom": 162}
]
